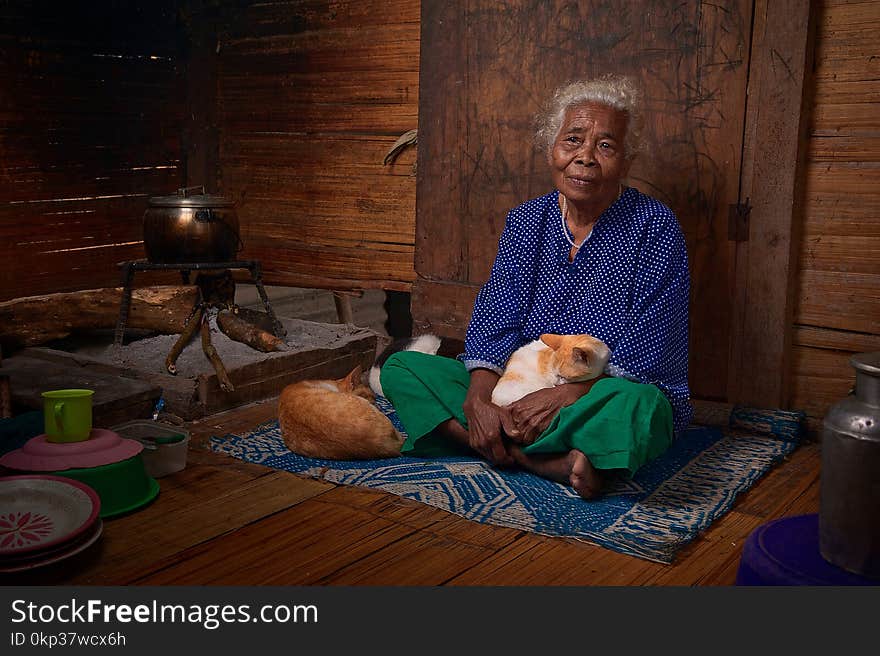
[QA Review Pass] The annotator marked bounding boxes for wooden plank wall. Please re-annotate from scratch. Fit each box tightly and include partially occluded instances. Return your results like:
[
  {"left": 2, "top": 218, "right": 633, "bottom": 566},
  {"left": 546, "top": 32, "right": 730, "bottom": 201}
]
[
  {"left": 726, "top": 0, "right": 814, "bottom": 411},
  {"left": 0, "top": 1, "right": 185, "bottom": 302},
  {"left": 214, "top": 0, "right": 420, "bottom": 292},
  {"left": 790, "top": 0, "right": 880, "bottom": 424}
]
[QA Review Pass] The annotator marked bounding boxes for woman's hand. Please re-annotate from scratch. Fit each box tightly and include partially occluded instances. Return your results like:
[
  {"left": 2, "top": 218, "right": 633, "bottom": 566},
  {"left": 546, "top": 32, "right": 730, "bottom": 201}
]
[
  {"left": 500, "top": 377, "right": 604, "bottom": 445},
  {"left": 463, "top": 369, "right": 513, "bottom": 467}
]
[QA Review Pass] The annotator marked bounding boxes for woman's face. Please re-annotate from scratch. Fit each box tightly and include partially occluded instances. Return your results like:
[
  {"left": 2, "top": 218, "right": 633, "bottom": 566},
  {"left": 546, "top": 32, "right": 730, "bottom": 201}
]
[{"left": 549, "top": 102, "right": 631, "bottom": 210}]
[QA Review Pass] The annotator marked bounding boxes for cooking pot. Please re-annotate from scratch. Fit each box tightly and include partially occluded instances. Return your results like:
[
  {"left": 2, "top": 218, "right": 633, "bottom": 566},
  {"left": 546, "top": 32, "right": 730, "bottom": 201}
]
[{"left": 143, "top": 186, "right": 241, "bottom": 264}]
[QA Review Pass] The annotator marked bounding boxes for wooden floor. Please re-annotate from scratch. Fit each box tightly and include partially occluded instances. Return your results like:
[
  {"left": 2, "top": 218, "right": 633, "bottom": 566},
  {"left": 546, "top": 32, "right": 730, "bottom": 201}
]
[{"left": 2, "top": 397, "right": 821, "bottom": 586}]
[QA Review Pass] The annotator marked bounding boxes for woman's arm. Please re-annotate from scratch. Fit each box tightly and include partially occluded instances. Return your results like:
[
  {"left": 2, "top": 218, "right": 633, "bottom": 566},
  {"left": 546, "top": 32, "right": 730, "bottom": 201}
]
[
  {"left": 461, "top": 368, "right": 513, "bottom": 465},
  {"left": 461, "top": 212, "right": 525, "bottom": 375},
  {"left": 501, "top": 375, "right": 608, "bottom": 445}
]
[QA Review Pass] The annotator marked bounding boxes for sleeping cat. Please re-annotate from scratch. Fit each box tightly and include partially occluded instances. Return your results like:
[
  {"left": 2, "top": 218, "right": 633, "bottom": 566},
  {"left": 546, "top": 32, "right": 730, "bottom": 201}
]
[
  {"left": 278, "top": 364, "right": 405, "bottom": 460},
  {"left": 490, "top": 333, "right": 611, "bottom": 407}
]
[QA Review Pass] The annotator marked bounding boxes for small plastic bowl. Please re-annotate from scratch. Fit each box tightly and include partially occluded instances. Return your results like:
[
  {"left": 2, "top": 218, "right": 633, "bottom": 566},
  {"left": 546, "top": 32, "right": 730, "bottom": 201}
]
[
  {"left": 50, "top": 455, "right": 159, "bottom": 519},
  {"left": 111, "top": 420, "right": 190, "bottom": 478}
]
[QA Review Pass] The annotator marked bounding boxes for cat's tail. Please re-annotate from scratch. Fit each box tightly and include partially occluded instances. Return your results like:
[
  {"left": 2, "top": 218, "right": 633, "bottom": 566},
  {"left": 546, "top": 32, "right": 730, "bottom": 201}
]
[
  {"left": 368, "top": 334, "right": 443, "bottom": 397},
  {"left": 368, "top": 365, "right": 385, "bottom": 399}
]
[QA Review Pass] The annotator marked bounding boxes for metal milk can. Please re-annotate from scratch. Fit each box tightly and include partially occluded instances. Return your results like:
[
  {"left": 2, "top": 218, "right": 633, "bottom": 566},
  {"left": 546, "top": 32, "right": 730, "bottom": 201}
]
[{"left": 819, "top": 351, "right": 880, "bottom": 579}]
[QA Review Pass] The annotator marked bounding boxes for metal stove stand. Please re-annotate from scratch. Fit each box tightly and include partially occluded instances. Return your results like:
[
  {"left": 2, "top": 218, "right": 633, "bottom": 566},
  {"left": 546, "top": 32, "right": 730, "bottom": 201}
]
[{"left": 114, "top": 259, "right": 286, "bottom": 346}]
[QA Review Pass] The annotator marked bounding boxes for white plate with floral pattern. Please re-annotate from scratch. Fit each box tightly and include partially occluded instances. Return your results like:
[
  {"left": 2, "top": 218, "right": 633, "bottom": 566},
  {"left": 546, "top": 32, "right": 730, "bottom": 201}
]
[
  {"left": 0, "top": 475, "right": 100, "bottom": 557},
  {"left": 0, "top": 519, "right": 103, "bottom": 573}
]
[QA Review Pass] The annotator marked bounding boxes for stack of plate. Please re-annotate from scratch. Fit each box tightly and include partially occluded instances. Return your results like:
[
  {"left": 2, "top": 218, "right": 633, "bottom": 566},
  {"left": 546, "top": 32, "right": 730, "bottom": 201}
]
[{"left": 0, "top": 475, "right": 103, "bottom": 573}]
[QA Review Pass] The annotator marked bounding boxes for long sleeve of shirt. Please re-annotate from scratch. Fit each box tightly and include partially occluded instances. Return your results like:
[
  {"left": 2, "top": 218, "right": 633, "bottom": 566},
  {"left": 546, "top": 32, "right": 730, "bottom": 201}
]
[
  {"left": 604, "top": 207, "right": 691, "bottom": 432},
  {"left": 460, "top": 207, "right": 529, "bottom": 374}
]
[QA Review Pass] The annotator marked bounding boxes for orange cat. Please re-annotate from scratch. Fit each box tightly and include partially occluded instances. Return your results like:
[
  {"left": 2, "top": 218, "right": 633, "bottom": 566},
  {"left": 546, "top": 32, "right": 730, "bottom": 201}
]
[
  {"left": 490, "top": 333, "right": 611, "bottom": 407},
  {"left": 278, "top": 365, "right": 405, "bottom": 460}
]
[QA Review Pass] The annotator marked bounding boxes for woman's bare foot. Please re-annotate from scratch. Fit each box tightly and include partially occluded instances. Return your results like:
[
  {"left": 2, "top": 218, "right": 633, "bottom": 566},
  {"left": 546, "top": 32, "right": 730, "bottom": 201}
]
[
  {"left": 510, "top": 446, "right": 603, "bottom": 499},
  {"left": 436, "top": 418, "right": 515, "bottom": 467}
]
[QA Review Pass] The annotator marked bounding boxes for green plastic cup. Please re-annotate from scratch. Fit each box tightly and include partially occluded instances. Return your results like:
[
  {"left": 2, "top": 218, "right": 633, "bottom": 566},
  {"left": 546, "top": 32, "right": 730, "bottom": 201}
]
[{"left": 42, "top": 389, "right": 94, "bottom": 443}]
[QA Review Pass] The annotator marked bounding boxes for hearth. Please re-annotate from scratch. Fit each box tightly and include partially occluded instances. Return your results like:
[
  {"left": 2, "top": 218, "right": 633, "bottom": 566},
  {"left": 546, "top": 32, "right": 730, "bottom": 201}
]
[
  {"left": 114, "top": 259, "right": 290, "bottom": 391},
  {"left": 5, "top": 318, "right": 378, "bottom": 423}
]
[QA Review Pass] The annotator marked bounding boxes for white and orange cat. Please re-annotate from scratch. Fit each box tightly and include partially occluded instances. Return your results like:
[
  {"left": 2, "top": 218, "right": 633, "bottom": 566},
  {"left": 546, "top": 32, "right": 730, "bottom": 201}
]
[
  {"left": 278, "top": 364, "right": 405, "bottom": 460},
  {"left": 490, "top": 333, "right": 611, "bottom": 407}
]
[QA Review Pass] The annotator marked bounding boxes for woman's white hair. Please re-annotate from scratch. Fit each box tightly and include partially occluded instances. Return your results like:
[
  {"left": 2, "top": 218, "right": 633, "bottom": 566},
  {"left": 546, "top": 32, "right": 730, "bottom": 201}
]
[{"left": 535, "top": 75, "right": 646, "bottom": 160}]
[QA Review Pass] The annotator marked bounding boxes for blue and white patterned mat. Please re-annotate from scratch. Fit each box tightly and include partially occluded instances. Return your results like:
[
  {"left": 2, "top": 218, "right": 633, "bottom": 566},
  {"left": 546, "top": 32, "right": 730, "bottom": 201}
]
[{"left": 209, "top": 398, "right": 804, "bottom": 563}]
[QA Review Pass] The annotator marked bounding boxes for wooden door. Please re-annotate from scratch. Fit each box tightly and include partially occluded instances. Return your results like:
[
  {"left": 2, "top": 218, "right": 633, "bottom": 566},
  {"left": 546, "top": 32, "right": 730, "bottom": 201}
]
[{"left": 414, "top": 0, "right": 754, "bottom": 403}]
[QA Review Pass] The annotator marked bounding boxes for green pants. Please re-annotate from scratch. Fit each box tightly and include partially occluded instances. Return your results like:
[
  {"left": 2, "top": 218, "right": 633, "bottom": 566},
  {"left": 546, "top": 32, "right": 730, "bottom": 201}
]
[{"left": 380, "top": 350, "right": 673, "bottom": 475}]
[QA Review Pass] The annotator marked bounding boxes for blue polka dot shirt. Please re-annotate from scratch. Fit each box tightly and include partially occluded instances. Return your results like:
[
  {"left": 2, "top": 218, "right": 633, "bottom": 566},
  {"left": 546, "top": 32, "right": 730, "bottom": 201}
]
[{"left": 461, "top": 187, "right": 693, "bottom": 433}]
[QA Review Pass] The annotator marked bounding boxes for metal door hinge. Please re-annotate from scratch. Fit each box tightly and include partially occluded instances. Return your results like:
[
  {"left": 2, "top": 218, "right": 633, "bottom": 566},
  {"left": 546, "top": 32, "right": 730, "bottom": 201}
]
[{"left": 728, "top": 199, "right": 751, "bottom": 242}]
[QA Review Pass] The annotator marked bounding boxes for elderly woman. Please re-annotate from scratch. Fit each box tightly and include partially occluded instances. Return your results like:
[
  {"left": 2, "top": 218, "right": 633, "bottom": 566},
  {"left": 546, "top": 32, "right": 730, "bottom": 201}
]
[{"left": 380, "top": 75, "right": 692, "bottom": 499}]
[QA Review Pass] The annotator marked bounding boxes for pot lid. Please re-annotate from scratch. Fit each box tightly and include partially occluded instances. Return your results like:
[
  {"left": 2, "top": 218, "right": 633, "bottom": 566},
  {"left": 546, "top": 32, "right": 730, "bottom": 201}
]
[
  {"left": 147, "top": 186, "right": 234, "bottom": 208},
  {"left": 0, "top": 429, "right": 143, "bottom": 472}
]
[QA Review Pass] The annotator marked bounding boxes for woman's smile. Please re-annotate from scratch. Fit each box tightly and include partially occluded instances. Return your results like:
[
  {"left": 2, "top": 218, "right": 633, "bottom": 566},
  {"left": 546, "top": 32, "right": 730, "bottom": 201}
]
[{"left": 566, "top": 176, "right": 597, "bottom": 186}]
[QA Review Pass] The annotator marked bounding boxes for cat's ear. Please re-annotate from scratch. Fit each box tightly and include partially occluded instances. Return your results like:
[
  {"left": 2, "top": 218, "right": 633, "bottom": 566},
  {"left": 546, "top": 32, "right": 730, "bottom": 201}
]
[
  {"left": 340, "top": 365, "right": 363, "bottom": 390},
  {"left": 571, "top": 347, "right": 591, "bottom": 366},
  {"left": 539, "top": 333, "right": 563, "bottom": 350}
]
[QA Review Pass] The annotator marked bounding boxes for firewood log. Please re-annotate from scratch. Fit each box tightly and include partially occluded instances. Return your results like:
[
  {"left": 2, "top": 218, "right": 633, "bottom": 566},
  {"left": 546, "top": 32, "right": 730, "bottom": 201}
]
[
  {"left": 200, "top": 316, "right": 234, "bottom": 392},
  {"left": 217, "top": 310, "right": 285, "bottom": 353},
  {"left": 0, "top": 286, "right": 199, "bottom": 350},
  {"left": 232, "top": 307, "right": 279, "bottom": 335},
  {"left": 165, "top": 305, "right": 205, "bottom": 374}
]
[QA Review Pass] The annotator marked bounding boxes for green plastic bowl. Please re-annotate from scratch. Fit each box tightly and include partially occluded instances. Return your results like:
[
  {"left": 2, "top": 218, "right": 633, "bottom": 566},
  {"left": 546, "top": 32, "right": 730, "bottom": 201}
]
[{"left": 51, "top": 455, "right": 159, "bottom": 519}]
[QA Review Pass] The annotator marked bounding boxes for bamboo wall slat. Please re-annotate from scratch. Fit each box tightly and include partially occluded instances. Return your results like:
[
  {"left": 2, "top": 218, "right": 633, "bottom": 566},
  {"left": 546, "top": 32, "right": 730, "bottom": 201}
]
[
  {"left": 795, "top": 325, "right": 880, "bottom": 353},
  {"left": 219, "top": 0, "right": 419, "bottom": 39},
  {"left": 791, "top": 0, "right": 880, "bottom": 422},
  {"left": 219, "top": 70, "right": 419, "bottom": 105},
  {"left": 813, "top": 80, "right": 880, "bottom": 106},
  {"left": 790, "top": 346, "right": 861, "bottom": 418},
  {"left": 1, "top": 168, "right": 181, "bottom": 204},
  {"left": 813, "top": 58, "right": 880, "bottom": 84},
  {"left": 796, "top": 270, "right": 879, "bottom": 335},
  {"left": 808, "top": 136, "right": 880, "bottom": 160},
  {"left": 246, "top": 244, "right": 414, "bottom": 289},
  {"left": 220, "top": 107, "right": 417, "bottom": 135},
  {"left": 216, "top": 0, "right": 420, "bottom": 291},
  {"left": 222, "top": 134, "right": 417, "bottom": 175},
  {"left": 798, "top": 235, "right": 880, "bottom": 273},
  {"left": 220, "top": 26, "right": 419, "bottom": 64},
  {"left": 813, "top": 105, "right": 880, "bottom": 133}
]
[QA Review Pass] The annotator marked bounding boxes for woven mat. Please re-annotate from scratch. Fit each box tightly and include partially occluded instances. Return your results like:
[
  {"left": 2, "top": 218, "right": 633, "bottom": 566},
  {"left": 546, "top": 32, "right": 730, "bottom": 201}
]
[{"left": 209, "top": 399, "right": 804, "bottom": 564}]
